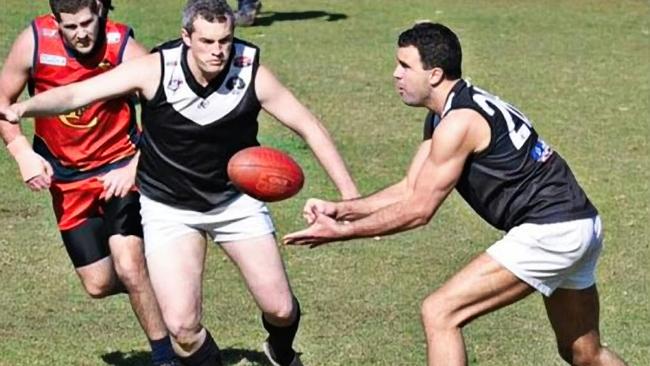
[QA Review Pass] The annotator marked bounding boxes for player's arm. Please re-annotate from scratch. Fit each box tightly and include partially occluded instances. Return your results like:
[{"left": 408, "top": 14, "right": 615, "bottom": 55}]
[
  {"left": 284, "top": 109, "right": 487, "bottom": 246},
  {"left": 255, "top": 64, "right": 359, "bottom": 200},
  {"left": 9, "top": 52, "right": 160, "bottom": 120},
  {"left": 334, "top": 139, "right": 432, "bottom": 221},
  {"left": 0, "top": 27, "right": 53, "bottom": 189}
]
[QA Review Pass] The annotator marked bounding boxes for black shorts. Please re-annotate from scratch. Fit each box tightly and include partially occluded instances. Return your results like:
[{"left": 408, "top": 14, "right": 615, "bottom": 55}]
[{"left": 60, "top": 191, "right": 143, "bottom": 268}]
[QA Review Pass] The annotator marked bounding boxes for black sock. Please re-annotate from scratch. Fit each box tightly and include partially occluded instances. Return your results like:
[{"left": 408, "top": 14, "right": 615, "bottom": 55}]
[
  {"left": 149, "top": 335, "right": 177, "bottom": 365},
  {"left": 178, "top": 330, "right": 221, "bottom": 366},
  {"left": 262, "top": 297, "right": 301, "bottom": 366}
]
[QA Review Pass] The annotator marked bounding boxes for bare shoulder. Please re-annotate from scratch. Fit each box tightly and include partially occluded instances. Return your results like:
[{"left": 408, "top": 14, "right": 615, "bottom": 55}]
[
  {"left": 434, "top": 108, "right": 490, "bottom": 156},
  {"left": 255, "top": 64, "right": 286, "bottom": 103},
  {"left": 5, "top": 27, "right": 35, "bottom": 69},
  {"left": 122, "top": 37, "right": 150, "bottom": 61}
]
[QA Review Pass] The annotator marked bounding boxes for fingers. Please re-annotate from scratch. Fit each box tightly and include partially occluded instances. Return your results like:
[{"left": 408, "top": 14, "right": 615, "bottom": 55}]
[
  {"left": 0, "top": 105, "right": 21, "bottom": 123},
  {"left": 26, "top": 174, "right": 51, "bottom": 191}
]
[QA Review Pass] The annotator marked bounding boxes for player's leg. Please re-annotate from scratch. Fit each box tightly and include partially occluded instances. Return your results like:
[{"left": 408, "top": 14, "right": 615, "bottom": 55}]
[
  {"left": 212, "top": 195, "right": 299, "bottom": 366},
  {"left": 53, "top": 179, "right": 122, "bottom": 297},
  {"left": 140, "top": 195, "right": 221, "bottom": 366},
  {"left": 544, "top": 286, "right": 626, "bottom": 365},
  {"left": 542, "top": 216, "right": 626, "bottom": 365},
  {"left": 421, "top": 253, "right": 534, "bottom": 365},
  {"left": 104, "top": 192, "right": 176, "bottom": 365},
  {"left": 221, "top": 234, "right": 300, "bottom": 366},
  {"left": 61, "top": 216, "right": 122, "bottom": 297},
  {"left": 235, "top": 0, "right": 261, "bottom": 26}
]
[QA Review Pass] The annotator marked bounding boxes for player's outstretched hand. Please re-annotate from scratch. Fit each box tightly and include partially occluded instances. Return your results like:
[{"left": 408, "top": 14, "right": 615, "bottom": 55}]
[
  {"left": 99, "top": 158, "right": 137, "bottom": 200},
  {"left": 284, "top": 207, "right": 347, "bottom": 248},
  {"left": 302, "top": 198, "right": 338, "bottom": 224},
  {"left": 0, "top": 104, "right": 21, "bottom": 124}
]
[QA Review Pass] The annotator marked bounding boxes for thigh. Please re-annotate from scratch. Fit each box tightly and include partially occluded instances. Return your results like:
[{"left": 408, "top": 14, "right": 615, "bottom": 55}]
[
  {"left": 61, "top": 216, "right": 110, "bottom": 268},
  {"left": 543, "top": 286, "right": 601, "bottom": 351},
  {"left": 146, "top": 230, "right": 207, "bottom": 323},
  {"left": 103, "top": 191, "right": 143, "bottom": 239},
  {"left": 486, "top": 216, "right": 600, "bottom": 297},
  {"left": 220, "top": 234, "right": 293, "bottom": 312},
  {"left": 430, "top": 253, "right": 534, "bottom": 326}
]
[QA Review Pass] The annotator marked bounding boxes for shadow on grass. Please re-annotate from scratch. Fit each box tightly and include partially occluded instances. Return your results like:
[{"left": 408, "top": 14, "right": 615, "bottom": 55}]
[
  {"left": 254, "top": 10, "right": 347, "bottom": 27},
  {"left": 102, "top": 347, "right": 270, "bottom": 365}
]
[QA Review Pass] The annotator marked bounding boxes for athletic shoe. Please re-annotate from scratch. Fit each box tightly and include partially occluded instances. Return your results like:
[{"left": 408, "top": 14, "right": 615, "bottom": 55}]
[
  {"left": 262, "top": 340, "right": 303, "bottom": 366},
  {"left": 235, "top": 1, "right": 262, "bottom": 27}
]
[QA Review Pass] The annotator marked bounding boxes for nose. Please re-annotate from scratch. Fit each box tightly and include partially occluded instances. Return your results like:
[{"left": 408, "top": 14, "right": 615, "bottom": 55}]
[
  {"left": 393, "top": 65, "right": 403, "bottom": 79},
  {"left": 77, "top": 27, "right": 89, "bottom": 39}
]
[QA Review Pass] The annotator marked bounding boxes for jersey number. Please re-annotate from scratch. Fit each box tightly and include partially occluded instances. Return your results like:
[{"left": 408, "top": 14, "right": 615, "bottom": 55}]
[{"left": 472, "top": 87, "right": 532, "bottom": 149}]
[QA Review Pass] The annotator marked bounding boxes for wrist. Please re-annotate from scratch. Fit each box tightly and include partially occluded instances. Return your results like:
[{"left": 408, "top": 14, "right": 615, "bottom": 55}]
[{"left": 6, "top": 135, "right": 31, "bottom": 157}]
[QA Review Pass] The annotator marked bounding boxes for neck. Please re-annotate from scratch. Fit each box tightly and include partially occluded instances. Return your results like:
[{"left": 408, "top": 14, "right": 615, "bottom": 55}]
[{"left": 425, "top": 78, "right": 461, "bottom": 115}]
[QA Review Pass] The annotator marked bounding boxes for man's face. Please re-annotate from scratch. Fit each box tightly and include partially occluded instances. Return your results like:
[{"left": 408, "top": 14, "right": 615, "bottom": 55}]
[
  {"left": 393, "top": 46, "right": 433, "bottom": 107},
  {"left": 183, "top": 16, "right": 234, "bottom": 76},
  {"left": 57, "top": 7, "right": 101, "bottom": 55}
]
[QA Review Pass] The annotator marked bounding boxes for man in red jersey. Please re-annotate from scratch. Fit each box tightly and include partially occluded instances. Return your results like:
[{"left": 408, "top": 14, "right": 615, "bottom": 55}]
[{"left": 0, "top": 1, "right": 176, "bottom": 364}]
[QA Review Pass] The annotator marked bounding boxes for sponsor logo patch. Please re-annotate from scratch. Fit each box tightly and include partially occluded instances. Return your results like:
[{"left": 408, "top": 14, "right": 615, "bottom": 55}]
[
  {"left": 106, "top": 32, "right": 121, "bottom": 44},
  {"left": 39, "top": 53, "right": 67, "bottom": 66},
  {"left": 42, "top": 28, "right": 58, "bottom": 37},
  {"left": 226, "top": 76, "right": 246, "bottom": 91},
  {"left": 233, "top": 56, "right": 253, "bottom": 68},
  {"left": 167, "top": 78, "right": 183, "bottom": 92}
]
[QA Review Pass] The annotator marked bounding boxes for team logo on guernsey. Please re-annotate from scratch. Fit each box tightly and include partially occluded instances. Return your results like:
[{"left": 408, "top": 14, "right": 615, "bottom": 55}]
[
  {"left": 106, "top": 32, "right": 121, "bottom": 44},
  {"left": 41, "top": 28, "right": 58, "bottom": 37},
  {"left": 531, "top": 138, "right": 553, "bottom": 163},
  {"left": 40, "top": 54, "right": 67, "bottom": 67},
  {"left": 226, "top": 76, "right": 246, "bottom": 92},
  {"left": 58, "top": 107, "right": 99, "bottom": 129},
  {"left": 234, "top": 56, "right": 253, "bottom": 67},
  {"left": 97, "top": 59, "right": 114, "bottom": 71},
  {"left": 168, "top": 78, "right": 183, "bottom": 92}
]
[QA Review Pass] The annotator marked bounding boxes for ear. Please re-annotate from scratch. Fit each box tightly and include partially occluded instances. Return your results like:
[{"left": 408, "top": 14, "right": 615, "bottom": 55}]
[
  {"left": 429, "top": 67, "right": 445, "bottom": 87},
  {"left": 181, "top": 28, "right": 191, "bottom": 47}
]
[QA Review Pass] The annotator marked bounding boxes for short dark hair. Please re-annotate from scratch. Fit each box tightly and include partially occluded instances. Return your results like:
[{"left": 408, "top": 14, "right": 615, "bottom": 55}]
[
  {"left": 49, "top": 0, "right": 99, "bottom": 21},
  {"left": 182, "top": 0, "right": 234, "bottom": 34},
  {"left": 398, "top": 22, "right": 462, "bottom": 79}
]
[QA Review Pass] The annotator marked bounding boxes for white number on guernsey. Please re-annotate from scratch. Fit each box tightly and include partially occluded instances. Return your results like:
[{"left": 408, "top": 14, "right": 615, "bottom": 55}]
[{"left": 472, "top": 87, "right": 532, "bottom": 150}]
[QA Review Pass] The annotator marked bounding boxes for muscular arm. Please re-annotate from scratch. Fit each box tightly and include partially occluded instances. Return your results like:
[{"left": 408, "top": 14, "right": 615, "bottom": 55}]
[
  {"left": 284, "top": 109, "right": 490, "bottom": 246},
  {"left": 255, "top": 64, "right": 359, "bottom": 199},
  {"left": 336, "top": 139, "right": 432, "bottom": 220},
  {"left": 0, "top": 28, "right": 33, "bottom": 144},
  {"left": 11, "top": 52, "right": 160, "bottom": 119}
]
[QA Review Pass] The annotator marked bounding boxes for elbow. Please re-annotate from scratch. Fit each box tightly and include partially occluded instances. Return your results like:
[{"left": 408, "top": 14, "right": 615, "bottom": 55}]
[{"left": 410, "top": 206, "right": 434, "bottom": 228}]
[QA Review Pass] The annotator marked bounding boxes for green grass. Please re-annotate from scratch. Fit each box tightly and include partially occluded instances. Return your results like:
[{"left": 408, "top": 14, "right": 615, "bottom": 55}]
[{"left": 1, "top": 0, "right": 649, "bottom": 365}]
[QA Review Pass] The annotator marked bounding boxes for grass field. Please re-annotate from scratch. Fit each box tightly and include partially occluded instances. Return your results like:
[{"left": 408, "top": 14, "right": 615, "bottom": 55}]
[{"left": 1, "top": 0, "right": 649, "bottom": 365}]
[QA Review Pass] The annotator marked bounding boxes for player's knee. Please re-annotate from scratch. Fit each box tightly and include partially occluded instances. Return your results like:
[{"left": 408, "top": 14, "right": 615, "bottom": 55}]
[
  {"left": 164, "top": 308, "right": 202, "bottom": 343},
  {"left": 557, "top": 342, "right": 601, "bottom": 366},
  {"left": 81, "top": 278, "right": 114, "bottom": 299},
  {"left": 112, "top": 254, "right": 146, "bottom": 289},
  {"left": 421, "top": 293, "right": 457, "bottom": 330},
  {"left": 166, "top": 318, "right": 202, "bottom": 347},
  {"left": 263, "top": 299, "right": 295, "bottom": 325}
]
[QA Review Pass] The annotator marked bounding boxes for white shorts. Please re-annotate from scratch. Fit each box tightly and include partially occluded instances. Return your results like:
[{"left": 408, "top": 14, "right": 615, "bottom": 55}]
[
  {"left": 140, "top": 193, "right": 275, "bottom": 255},
  {"left": 486, "top": 216, "right": 603, "bottom": 297}
]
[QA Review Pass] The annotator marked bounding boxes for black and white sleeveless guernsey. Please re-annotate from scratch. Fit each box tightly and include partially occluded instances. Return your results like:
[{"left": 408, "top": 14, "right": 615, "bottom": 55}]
[
  {"left": 138, "top": 38, "right": 261, "bottom": 212},
  {"left": 423, "top": 79, "right": 597, "bottom": 231}
]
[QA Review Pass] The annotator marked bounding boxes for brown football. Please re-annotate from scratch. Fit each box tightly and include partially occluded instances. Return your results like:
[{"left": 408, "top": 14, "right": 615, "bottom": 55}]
[{"left": 227, "top": 146, "right": 304, "bottom": 202}]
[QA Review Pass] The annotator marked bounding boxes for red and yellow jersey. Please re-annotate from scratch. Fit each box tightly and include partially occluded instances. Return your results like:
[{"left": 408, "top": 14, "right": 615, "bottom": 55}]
[{"left": 29, "top": 14, "right": 139, "bottom": 181}]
